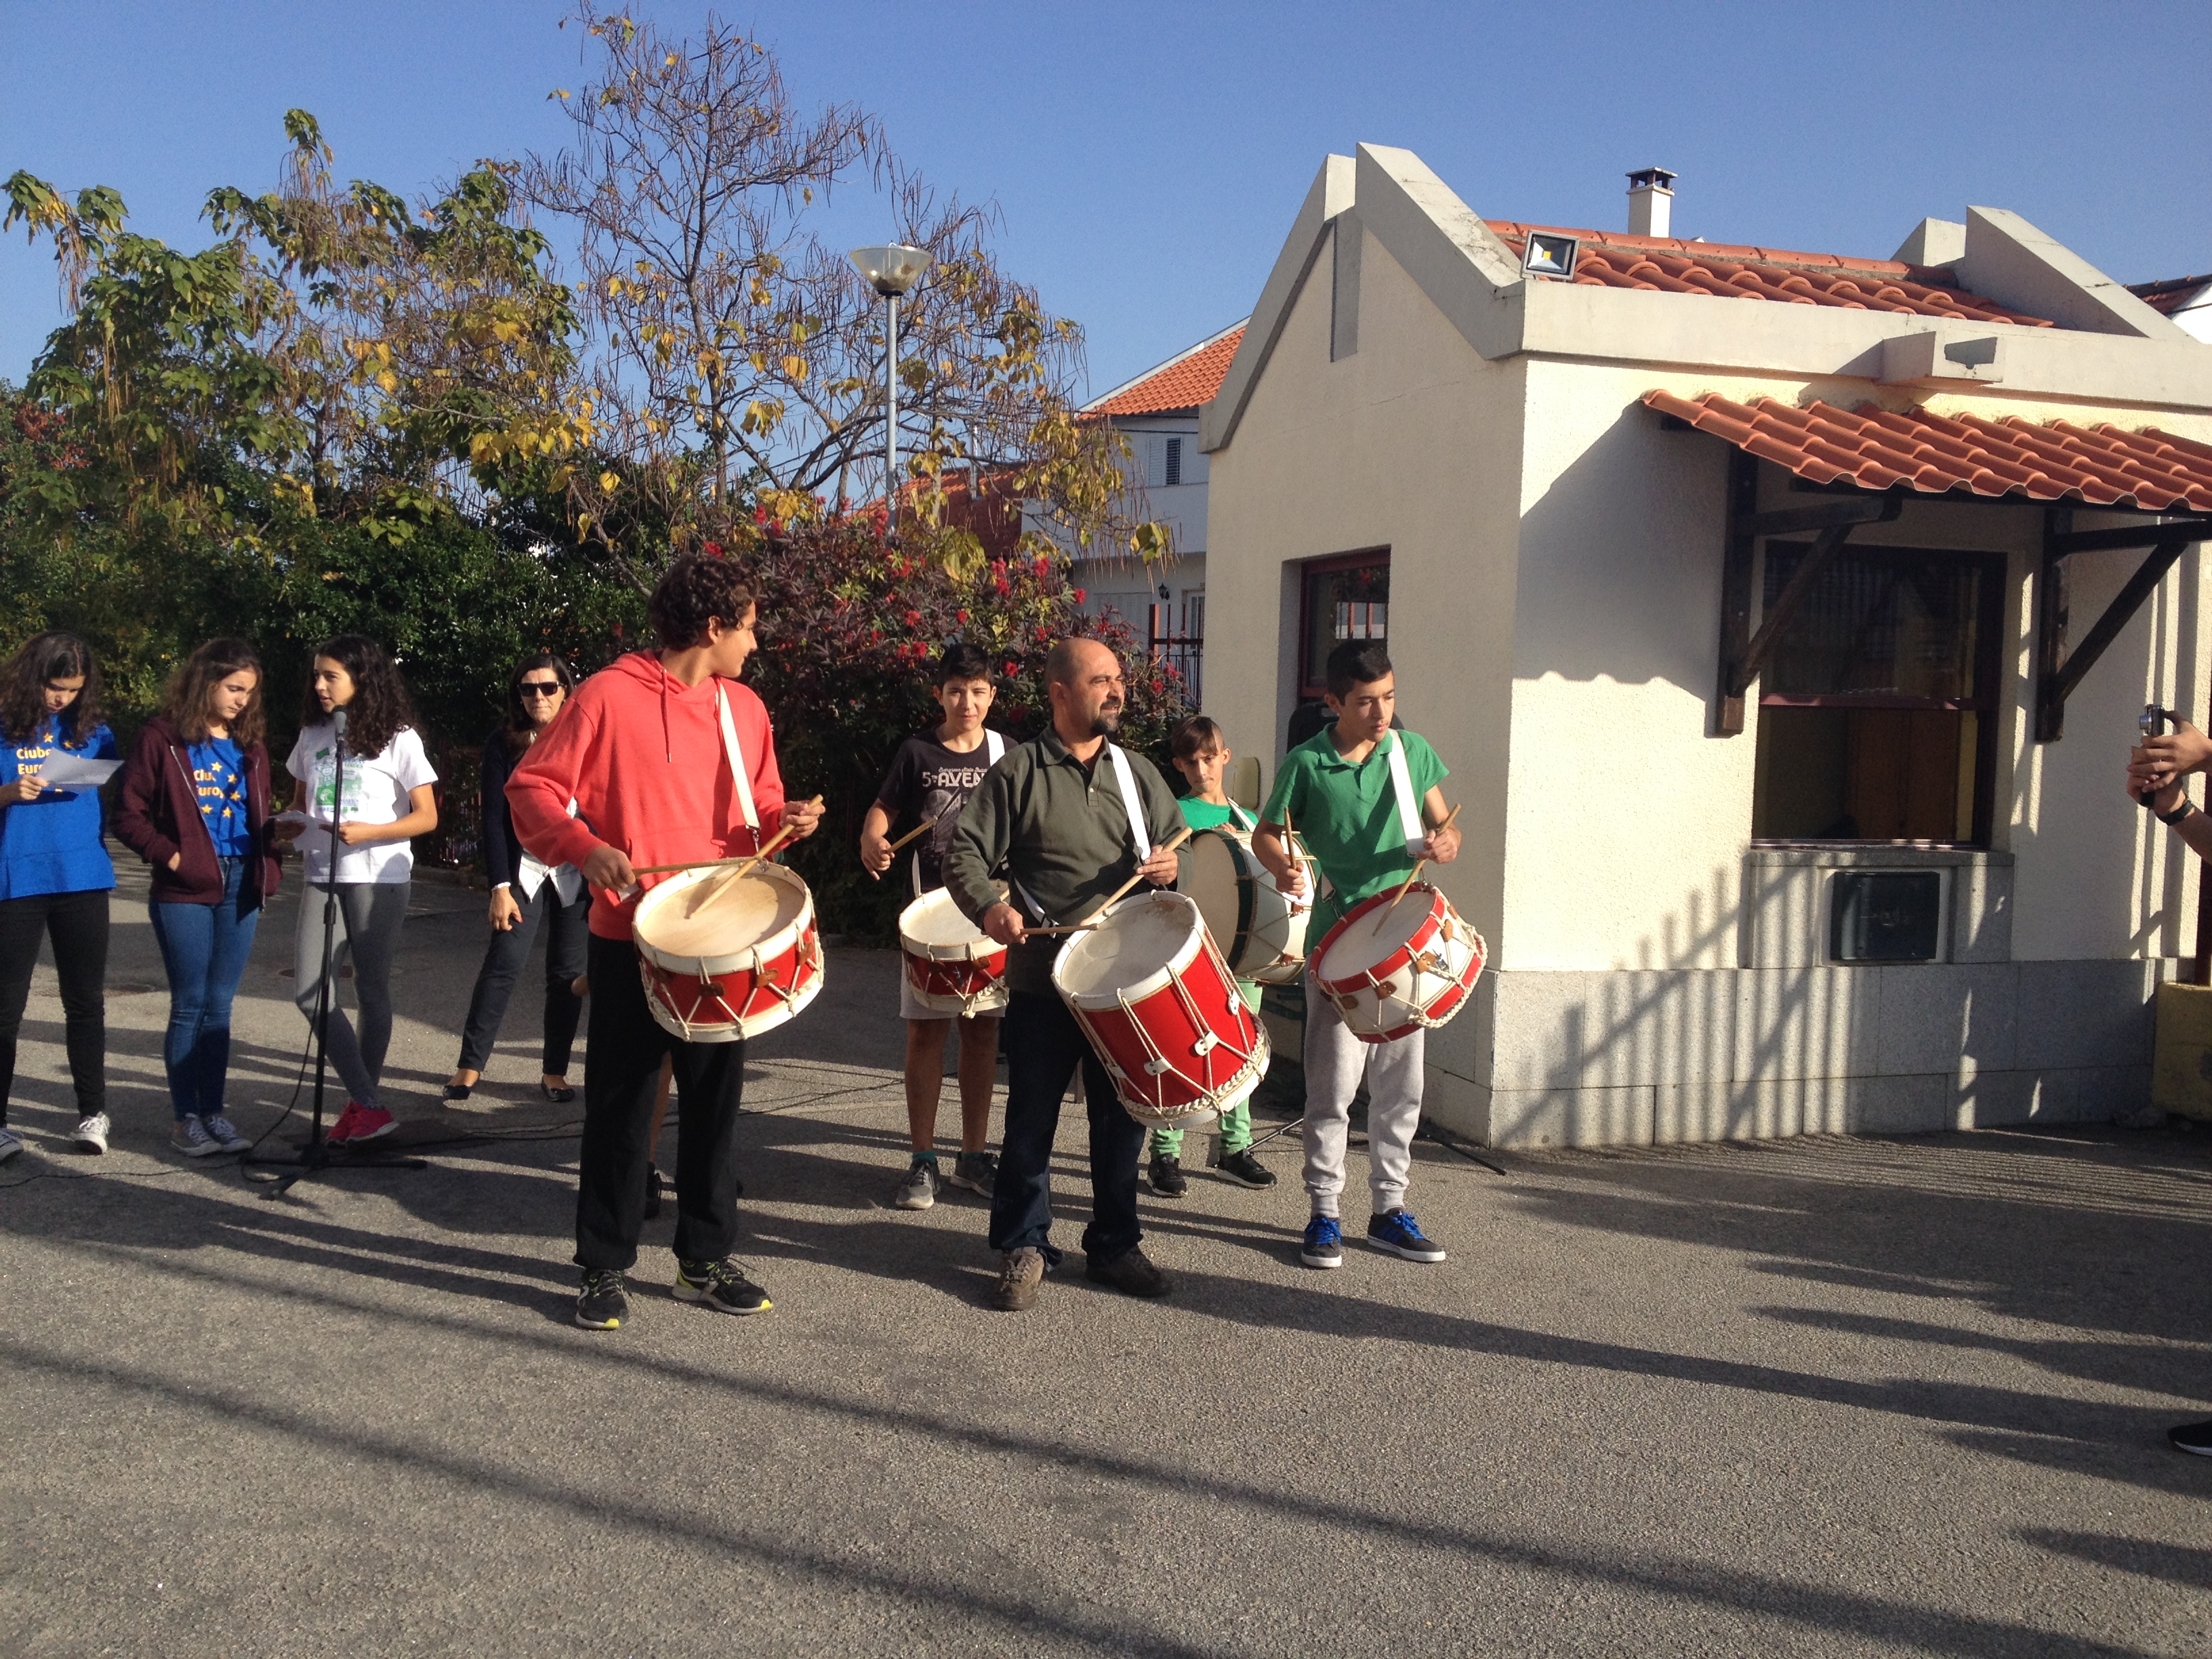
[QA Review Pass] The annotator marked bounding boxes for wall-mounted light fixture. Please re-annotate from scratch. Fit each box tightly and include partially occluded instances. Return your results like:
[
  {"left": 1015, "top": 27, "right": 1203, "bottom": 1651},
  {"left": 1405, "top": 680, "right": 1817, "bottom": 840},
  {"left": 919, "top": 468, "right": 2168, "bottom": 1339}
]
[{"left": 1521, "top": 231, "right": 1581, "bottom": 280}]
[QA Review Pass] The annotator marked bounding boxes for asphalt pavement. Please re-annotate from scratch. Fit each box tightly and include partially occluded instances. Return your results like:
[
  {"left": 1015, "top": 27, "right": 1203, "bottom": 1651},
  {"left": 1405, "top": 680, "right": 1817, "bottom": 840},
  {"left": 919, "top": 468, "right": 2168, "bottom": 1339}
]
[{"left": 1, "top": 853, "right": 2209, "bottom": 1656}]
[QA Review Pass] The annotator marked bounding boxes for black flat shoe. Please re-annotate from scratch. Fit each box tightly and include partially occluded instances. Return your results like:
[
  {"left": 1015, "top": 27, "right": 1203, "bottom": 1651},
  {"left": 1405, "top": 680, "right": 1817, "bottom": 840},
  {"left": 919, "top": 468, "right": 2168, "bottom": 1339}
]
[
  {"left": 443, "top": 1082, "right": 472, "bottom": 1101},
  {"left": 539, "top": 1082, "right": 577, "bottom": 1103}
]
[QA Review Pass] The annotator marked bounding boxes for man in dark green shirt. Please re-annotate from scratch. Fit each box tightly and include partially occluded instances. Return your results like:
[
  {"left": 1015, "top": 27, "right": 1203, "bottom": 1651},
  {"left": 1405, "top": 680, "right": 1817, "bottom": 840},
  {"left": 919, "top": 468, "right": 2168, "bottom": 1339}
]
[{"left": 944, "top": 638, "right": 1183, "bottom": 1311}]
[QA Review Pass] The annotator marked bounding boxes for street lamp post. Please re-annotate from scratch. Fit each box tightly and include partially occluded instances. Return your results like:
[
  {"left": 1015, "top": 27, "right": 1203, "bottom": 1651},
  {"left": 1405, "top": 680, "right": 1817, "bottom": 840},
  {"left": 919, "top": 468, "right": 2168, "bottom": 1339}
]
[{"left": 847, "top": 243, "right": 934, "bottom": 528}]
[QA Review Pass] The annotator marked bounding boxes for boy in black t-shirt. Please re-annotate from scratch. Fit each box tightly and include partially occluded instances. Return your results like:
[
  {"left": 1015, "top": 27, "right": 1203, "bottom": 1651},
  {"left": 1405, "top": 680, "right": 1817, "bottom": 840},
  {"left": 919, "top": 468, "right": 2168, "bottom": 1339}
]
[{"left": 861, "top": 643, "right": 1010, "bottom": 1210}]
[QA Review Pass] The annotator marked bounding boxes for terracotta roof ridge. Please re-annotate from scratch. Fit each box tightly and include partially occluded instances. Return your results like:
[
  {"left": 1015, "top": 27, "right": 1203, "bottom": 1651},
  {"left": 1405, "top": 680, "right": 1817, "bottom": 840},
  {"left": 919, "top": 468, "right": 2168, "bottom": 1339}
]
[
  {"left": 1082, "top": 318, "right": 1250, "bottom": 416},
  {"left": 1484, "top": 218, "right": 1933, "bottom": 281}
]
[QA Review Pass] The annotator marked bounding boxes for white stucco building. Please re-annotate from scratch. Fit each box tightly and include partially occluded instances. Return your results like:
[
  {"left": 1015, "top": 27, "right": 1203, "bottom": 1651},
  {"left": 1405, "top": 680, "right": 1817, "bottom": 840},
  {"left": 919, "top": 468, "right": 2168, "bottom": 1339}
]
[
  {"left": 1050, "top": 321, "right": 1244, "bottom": 705},
  {"left": 1198, "top": 144, "right": 2212, "bottom": 1149}
]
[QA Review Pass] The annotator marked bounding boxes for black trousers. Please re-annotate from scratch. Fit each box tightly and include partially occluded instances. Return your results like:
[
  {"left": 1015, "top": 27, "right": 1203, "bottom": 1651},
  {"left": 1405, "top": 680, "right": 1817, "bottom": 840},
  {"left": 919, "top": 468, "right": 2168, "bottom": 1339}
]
[
  {"left": 987, "top": 991, "right": 1143, "bottom": 1267},
  {"left": 0, "top": 888, "right": 108, "bottom": 1126},
  {"left": 455, "top": 884, "right": 589, "bottom": 1075},
  {"left": 575, "top": 932, "right": 748, "bottom": 1273}
]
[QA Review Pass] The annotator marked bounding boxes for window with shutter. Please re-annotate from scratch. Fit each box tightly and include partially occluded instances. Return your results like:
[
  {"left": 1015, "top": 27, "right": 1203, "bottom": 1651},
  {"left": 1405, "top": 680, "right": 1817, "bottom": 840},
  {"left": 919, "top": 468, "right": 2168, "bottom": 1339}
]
[{"left": 1164, "top": 437, "right": 1182, "bottom": 487}]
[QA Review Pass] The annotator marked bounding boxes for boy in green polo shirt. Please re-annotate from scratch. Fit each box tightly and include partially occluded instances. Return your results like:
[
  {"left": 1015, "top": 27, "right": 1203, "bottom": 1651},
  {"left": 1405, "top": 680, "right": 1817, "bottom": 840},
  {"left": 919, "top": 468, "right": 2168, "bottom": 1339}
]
[
  {"left": 1149, "top": 715, "right": 1277, "bottom": 1197},
  {"left": 1252, "top": 640, "right": 1460, "bottom": 1271}
]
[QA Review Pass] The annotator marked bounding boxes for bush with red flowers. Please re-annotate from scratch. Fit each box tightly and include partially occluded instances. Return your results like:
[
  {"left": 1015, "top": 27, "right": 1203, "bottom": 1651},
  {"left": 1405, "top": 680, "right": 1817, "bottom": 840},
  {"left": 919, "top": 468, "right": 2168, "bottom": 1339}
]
[{"left": 743, "top": 517, "right": 1185, "bottom": 938}]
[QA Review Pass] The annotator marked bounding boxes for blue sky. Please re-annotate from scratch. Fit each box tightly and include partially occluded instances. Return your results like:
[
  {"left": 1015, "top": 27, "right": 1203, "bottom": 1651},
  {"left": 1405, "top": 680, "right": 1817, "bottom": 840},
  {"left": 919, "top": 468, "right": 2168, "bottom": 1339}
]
[{"left": 4, "top": 1, "right": 2207, "bottom": 398}]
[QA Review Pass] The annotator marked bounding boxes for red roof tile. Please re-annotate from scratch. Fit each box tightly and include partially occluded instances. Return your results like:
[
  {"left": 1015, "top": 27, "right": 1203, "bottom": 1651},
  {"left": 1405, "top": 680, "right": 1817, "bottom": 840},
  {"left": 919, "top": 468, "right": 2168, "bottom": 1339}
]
[
  {"left": 2130, "top": 274, "right": 2212, "bottom": 316},
  {"left": 1643, "top": 389, "right": 2212, "bottom": 512},
  {"left": 1086, "top": 323, "right": 1246, "bottom": 417},
  {"left": 1492, "top": 222, "right": 2055, "bottom": 327}
]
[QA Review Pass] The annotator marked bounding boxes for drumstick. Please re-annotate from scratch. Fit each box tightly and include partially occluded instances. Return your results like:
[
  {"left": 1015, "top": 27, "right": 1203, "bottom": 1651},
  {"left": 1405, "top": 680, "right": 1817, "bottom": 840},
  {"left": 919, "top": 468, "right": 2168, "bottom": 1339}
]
[
  {"left": 1280, "top": 807, "right": 1311, "bottom": 901},
  {"left": 1377, "top": 802, "right": 1461, "bottom": 929},
  {"left": 867, "top": 800, "right": 959, "bottom": 882},
  {"left": 1023, "top": 827, "right": 1195, "bottom": 935},
  {"left": 678, "top": 796, "right": 823, "bottom": 916}
]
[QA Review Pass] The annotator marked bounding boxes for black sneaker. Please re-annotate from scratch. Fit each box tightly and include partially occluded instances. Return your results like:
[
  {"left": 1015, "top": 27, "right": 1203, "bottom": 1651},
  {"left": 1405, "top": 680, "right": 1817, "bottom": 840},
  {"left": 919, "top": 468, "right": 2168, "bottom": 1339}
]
[
  {"left": 1085, "top": 1246, "right": 1171, "bottom": 1298},
  {"left": 1216, "top": 1148, "right": 1276, "bottom": 1189},
  {"left": 1147, "top": 1154, "right": 1187, "bottom": 1197},
  {"left": 2170, "top": 1419, "right": 2212, "bottom": 1456},
  {"left": 642, "top": 1163, "right": 663, "bottom": 1221},
  {"left": 575, "top": 1269, "right": 628, "bottom": 1330},
  {"left": 1367, "top": 1207, "right": 1447, "bottom": 1263},
  {"left": 945, "top": 1149, "right": 998, "bottom": 1197},
  {"left": 673, "top": 1257, "right": 773, "bottom": 1316}
]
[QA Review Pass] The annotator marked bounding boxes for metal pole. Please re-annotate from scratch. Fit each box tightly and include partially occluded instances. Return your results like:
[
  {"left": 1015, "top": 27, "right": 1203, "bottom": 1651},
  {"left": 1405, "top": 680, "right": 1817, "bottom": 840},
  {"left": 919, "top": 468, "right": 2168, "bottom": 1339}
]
[{"left": 885, "top": 289, "right": 900, "bottom": 527}]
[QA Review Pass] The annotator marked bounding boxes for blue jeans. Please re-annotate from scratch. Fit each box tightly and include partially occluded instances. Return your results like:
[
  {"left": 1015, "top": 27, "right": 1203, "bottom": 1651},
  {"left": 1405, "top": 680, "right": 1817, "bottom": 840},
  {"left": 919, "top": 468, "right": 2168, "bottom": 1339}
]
[
  {"left": 149, "top": 857, "right": 260, "bottom": 1121},
  {"left": 987, "top": 991, "right": 1143, "bottom": 1267}
]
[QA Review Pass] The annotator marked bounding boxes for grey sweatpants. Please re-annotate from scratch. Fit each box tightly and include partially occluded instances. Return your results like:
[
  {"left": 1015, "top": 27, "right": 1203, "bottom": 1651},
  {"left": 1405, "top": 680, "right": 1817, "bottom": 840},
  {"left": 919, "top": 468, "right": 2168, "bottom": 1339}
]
[
  {"left": 293, "top": 880, "right": 409, "bottom": 1111},
  {"left": 1302, "top": 972, "right": 1424, "bottom": 1217}
]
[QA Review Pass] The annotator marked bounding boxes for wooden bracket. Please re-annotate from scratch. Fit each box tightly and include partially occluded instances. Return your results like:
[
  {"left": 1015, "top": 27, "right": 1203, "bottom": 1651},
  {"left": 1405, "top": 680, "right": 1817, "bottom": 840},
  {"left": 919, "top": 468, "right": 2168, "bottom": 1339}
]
[
  {"left": 1715, "top": 474, "right": 1900, "bottom": 734},
  {"left": 2035, "top": 508, "right": 2191, "bottom": 741}
]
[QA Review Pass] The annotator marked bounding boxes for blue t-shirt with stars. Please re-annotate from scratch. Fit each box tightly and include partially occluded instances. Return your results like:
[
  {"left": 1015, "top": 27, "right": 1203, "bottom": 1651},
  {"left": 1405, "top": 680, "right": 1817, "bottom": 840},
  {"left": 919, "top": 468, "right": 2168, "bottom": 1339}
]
[{"left": 188, "top": 736, "right": 251, "bottom": 857}]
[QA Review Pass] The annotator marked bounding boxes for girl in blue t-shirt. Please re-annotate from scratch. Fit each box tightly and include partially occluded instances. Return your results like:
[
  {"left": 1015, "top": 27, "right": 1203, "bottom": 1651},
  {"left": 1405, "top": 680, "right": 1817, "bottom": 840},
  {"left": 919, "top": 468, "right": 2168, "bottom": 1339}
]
[
  {"left": 117, "top": 638, "right": 283, "bottom": 1158},
  {"left": 0, "top": 632, "right": 119, "bottom": 1163}
]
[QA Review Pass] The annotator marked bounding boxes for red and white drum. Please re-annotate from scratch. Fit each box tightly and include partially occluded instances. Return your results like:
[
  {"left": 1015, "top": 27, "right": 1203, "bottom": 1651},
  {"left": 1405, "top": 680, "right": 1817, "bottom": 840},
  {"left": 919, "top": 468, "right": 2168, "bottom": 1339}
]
[
  {"left": 632, "top": 861, "right": 825, "bottom": 1043},
  {"left": 1052, "top": 890, "right": 1269, "bottom": 1130},
  {"left": 898, "top": 887, "right": 1008, "bottom": 1018},
  {"left": 1311, "top": 882, "right": 1486, "bottom": 1044}
]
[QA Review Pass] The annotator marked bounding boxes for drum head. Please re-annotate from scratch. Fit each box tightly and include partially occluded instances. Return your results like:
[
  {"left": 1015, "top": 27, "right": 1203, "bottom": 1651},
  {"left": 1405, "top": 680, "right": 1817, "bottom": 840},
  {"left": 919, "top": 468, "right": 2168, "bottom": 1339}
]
[
  {"left": 899, "top": 884, "right": 994, "bottom": 949},
  {"left": 1055, "top": 893, "right": 1198, "bottom": 1000},
  {"left": 1183, "top": 830, "right": 1246, "bottom": 960},
  {"left": 638, "top": 865, "right": 806, "bottom": 958},
  {"left": 1319, "top": 886, "right": 1431, "bottom": 981}
]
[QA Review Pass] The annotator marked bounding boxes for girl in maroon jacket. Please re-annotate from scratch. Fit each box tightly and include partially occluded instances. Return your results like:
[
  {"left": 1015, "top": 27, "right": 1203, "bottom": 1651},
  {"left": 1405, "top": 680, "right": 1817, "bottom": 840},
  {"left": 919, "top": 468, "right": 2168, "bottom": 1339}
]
[{"left": 116, "top": 639, "right": 283, "bottom": 1157}]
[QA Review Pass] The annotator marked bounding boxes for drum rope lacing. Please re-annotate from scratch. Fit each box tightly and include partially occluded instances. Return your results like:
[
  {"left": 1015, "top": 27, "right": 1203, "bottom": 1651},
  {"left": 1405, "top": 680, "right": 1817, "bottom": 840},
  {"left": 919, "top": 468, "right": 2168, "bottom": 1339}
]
[{"left": 1087, "top": 968, "right": 1263, "bottom": 1103}]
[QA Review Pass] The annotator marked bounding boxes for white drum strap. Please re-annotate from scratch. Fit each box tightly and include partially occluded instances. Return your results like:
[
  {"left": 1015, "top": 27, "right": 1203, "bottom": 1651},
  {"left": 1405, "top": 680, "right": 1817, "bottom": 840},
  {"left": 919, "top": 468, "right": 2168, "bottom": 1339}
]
[
  {"left": 716, "top": 686, "right": 760, "bottom": 834},
  {"left": 1228, "top": 801, "right": 1255, "bottom": 830},
  {"left": 985, "top": 730, "right": 1006, "bottom": 765},
  {"left": 1107, "top": 743, "right": 1150, "bottom": 860},
  {"left": 1384, "top": 733, "right": 1424, "bottom": 855}
]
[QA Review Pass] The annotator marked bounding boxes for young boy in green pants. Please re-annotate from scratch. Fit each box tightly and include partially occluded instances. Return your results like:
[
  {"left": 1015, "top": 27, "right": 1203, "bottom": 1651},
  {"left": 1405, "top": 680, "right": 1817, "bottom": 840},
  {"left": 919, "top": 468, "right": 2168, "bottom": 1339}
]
[{"left": 1148, "top": 715, "right": 1278, "bottom": 1197}]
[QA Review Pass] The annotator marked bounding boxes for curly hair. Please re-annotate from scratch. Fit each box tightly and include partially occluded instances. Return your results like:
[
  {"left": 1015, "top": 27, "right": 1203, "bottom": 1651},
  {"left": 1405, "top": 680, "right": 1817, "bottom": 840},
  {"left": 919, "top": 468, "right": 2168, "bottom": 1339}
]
[
  {"left": 500, "top": 651, "right": 576, "bottom": 754},
  {"left": 648, "top": 556, "right": 755, "bottom": 651},
  {"left": 164, "top": 638, "right": 266, "bottom": 748},
  {"left": 0, "top": 632, "right": 103, "bottom": 746},
  {"left": 300, "top": 634, "right": 417, "bottom": 759}
]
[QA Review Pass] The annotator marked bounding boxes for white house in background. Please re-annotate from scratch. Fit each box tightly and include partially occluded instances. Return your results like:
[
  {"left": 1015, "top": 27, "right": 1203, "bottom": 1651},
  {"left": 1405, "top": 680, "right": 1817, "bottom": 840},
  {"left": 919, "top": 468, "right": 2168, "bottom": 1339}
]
[
  {"left": 1199, "top": 143, "right": 2212, "bottom": 1151},
  {"left": 1046, "top": 319, "right": 1245, "bottom": 706},
  {"left": 2132, "top": 273, "right": 2212, "bottom": 344}
]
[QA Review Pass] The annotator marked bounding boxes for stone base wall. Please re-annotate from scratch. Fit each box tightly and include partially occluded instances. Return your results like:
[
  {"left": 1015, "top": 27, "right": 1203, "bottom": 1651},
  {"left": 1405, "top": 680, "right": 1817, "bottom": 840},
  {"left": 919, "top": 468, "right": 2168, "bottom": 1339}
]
[{"left": 1419, "top": 959, "right": 2173, "bottom": 1149}]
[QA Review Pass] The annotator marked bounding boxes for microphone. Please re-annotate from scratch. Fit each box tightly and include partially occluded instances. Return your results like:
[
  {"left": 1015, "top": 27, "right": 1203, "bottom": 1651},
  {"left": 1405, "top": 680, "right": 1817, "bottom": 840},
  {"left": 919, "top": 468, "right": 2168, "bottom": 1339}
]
[{"left": 331, "top": 705, "right": 349, "bottom": 755}]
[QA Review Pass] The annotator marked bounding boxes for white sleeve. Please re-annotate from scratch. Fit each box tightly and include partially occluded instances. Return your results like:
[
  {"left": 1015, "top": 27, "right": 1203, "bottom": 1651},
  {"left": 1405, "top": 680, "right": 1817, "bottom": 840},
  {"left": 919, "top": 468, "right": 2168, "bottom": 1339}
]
[
  {"left": 284, "top": 725, "right": 317, "bottom": 783},
  {"left": 390, "top": 728, "right": 439, "bottom": 791}
]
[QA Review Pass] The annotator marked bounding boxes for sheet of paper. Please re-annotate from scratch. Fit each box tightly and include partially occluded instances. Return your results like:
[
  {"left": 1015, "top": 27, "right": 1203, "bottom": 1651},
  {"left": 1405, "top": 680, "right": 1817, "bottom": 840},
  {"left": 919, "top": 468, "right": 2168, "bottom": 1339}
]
[{"left": 30, "top": 755, "right": 122, "bottom": 789}]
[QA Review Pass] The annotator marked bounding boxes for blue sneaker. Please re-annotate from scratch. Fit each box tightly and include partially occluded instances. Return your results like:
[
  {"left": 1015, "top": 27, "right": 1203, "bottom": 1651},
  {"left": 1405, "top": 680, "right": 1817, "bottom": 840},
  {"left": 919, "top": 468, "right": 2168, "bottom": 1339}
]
[
  {"left": 1367, "top": 1208, "right": 1446, "bottom": 1263},
  {"left": 1300, "top": 1214, "right": 1344, "bottom": 1270}
]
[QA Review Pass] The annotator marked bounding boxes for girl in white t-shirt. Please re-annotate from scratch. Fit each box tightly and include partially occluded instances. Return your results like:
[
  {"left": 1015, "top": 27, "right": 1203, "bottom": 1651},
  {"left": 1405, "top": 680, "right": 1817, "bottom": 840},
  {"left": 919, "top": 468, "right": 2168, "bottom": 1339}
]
[{"left": 275, "top": 636, "right": 438, "bottom": 1146}]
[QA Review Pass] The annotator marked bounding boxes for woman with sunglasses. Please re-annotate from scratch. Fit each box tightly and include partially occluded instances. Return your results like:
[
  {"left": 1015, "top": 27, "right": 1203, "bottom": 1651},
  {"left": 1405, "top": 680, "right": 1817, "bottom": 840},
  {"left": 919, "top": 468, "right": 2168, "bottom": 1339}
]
[{"left": 446, "top": 654, "right": 588, "bottom": 1103}]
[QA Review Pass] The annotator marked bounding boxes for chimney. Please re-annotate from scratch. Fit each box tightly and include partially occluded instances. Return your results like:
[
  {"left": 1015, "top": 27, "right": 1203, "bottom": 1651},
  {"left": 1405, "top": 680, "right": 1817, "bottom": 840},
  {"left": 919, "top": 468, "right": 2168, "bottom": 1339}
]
[{"left": 1626, "top": 166, "right": 1676, "bottom": 239}]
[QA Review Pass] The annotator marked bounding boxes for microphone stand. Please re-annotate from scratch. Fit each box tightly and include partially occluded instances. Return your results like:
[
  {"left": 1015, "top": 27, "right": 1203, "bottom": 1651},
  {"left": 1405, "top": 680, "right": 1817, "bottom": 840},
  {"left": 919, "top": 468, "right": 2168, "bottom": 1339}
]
[{"left": 248, "top": 705, "right": 426, "bottom": 1198}]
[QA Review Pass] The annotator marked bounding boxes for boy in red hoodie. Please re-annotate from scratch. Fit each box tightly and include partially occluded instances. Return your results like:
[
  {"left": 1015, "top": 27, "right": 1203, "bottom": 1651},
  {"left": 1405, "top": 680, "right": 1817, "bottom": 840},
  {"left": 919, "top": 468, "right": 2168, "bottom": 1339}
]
[{"left": 508, "top": 556, "right": 821, "bottom": 1331}]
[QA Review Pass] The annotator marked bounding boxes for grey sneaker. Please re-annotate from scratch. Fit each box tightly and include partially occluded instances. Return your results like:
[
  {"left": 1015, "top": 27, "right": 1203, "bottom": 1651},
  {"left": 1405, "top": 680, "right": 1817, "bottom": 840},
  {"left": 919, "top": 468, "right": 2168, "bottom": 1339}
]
[
  {"left": 0, "top": 1126, "right": 22, "bottom": 1162},
  {"left": 994, "top": 1246, "right": 1046, "bottom": 1311},
  {"left": 171, "top": 1116, "right": 219, "bottom": 1159},
  {"left": 201, "top": 1113, "right": 249, "bottom": 1152},
  {"left": 946, "top": 1150, "right": 998, "bottom": 1197},
  {"left": 891, "top": 1158, "right": 938, "bottom": 1210},
  {"left": 73, "top": 1112, "right": 110, "bottom": 1154}
]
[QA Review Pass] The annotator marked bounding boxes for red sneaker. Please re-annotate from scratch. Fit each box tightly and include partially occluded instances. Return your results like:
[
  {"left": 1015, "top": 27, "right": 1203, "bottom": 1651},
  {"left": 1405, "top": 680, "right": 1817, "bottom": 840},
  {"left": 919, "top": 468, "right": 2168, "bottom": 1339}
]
[
  {"left": 344, "top": 1105, "right": 397, "bottom": 1144},
  {"left": 326, "top": 1102, "right": 369, "bottom": 1145}
]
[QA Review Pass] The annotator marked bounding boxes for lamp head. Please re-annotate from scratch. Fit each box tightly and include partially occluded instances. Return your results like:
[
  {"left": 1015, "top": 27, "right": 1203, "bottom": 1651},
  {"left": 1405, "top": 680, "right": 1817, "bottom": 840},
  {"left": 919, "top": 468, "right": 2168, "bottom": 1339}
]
[{"left": 848, "top": 243, "right": 933, "bottom": 297}]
